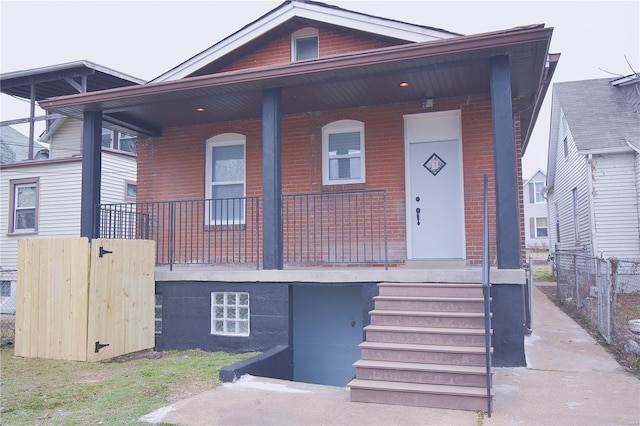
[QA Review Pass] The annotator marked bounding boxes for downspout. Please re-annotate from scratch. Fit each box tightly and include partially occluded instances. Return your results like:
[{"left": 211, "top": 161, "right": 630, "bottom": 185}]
[{"left": 585, "top": 154, "right": 598, "bottom": 257}]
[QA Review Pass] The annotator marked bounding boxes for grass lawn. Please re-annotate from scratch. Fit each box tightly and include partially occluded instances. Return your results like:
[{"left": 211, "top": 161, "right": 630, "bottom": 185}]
[{"left": 0, "top": 344, "right": 254, "bottom": 425}]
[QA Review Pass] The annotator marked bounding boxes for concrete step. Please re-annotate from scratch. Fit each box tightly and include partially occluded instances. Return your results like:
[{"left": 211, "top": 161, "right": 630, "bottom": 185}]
[
  {"left": 373, "top": 295, "right": 485, "bottom": 312},
  {"left": 378, "top": 282, "right": 483, "bottom": 298},
  {"left": 349, "top": 378, "right": 491, "bottom": 411},
  {"left": 353, "top": 359, "right": 489, "bottom": 387},
  {"left": 365, "top": 325, "right": 488, "bottom": 346},
  {"left": 359, "top": 341, "right": 489, "bottom": 366},
  {"left": 369, "top": 309, "right": 487, "bottom": 328}
]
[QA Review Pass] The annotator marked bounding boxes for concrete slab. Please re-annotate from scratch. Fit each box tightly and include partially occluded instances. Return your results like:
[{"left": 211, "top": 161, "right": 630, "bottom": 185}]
[{"left": 140, "top": 285, "right": 640, "bottom": 426}]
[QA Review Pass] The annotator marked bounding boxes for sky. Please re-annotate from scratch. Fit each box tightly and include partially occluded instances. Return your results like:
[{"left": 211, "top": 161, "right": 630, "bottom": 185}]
[{"left": 1, "top": 0, "right": 638, "bottom": 178}]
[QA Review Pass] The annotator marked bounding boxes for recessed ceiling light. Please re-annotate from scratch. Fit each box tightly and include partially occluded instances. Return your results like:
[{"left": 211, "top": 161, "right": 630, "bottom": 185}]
[
  {"left": 196, "top": 107, "right": 205, "bottom": 112},
  {"left": 399, "top": 82, "right": 410, "bottom": 88}
]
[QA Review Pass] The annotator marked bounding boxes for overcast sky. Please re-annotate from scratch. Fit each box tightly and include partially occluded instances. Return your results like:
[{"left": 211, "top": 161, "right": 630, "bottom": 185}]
[{"left": 1, "top": 0, "right": 638, "bottom": 178}]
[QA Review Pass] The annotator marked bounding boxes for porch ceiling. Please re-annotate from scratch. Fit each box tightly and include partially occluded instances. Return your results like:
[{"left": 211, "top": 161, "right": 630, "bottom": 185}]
[{"left": 41, "top": 25, "right": 555, "bottom": 147}]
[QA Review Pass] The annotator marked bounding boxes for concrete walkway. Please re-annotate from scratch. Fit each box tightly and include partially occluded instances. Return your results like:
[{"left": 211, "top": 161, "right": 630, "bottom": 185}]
[{"left": 141, "top": 285, "right": 640, "bottom": 425}]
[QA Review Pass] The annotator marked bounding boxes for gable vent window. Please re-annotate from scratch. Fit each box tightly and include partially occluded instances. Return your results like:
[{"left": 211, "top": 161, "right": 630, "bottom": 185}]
[{"left": 292, "top": 27, "right": 319, "bottom": 61}]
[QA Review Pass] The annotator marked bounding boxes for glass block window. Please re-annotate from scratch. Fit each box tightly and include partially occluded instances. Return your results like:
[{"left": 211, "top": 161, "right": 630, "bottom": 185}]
[
  {"left": 155, "top": 293, "right": 163, "bottom": 334},
  {"left": 211, "top": 292, "right": 250, "bottom": 336},
  {"left": 205, "top": 134, "right": 246, "bottom": 224},
  {"left": 322, "top": 120, "right": 365, "bottom": 185},
  {"left": 292, "top": 27, "right": 319, "bottom": 61}
]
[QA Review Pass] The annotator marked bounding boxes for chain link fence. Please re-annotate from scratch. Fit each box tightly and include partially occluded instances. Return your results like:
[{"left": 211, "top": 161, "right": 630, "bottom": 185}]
[
  {"left": 555, "top": 252, "right": 640, "bottom": 345},
  {"left": 1, "top": 269, "right": 17, "bottom": 315}
]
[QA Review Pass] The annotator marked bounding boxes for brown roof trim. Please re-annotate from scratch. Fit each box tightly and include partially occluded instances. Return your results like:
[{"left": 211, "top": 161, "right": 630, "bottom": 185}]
[{"left": 42, "top": 24, "right": 552, "bottom": 112}]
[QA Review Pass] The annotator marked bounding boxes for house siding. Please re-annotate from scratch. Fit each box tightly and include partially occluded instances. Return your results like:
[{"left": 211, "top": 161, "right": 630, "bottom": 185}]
[
  {"left": 590, "top": 153, "right": 640, "bottom": 259},
  {"left": 547, "top": 111, "right": 591, "bottom": 254},
  {"left": 100, "top": 152, "right": 137, "bottom": 204},
  {"left": 138, "top": 94, "right": 508, "bottom": 265},
  {"left": 49, "top": 119, "right": 83, "bottom": 159},
  {"left": 0, "top": 160, "right": 82, "bottom": 270}
]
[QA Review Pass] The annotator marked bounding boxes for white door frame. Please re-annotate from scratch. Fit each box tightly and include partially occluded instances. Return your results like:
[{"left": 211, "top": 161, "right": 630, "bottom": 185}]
[{"left": 404, "top": 110, "right": 466, "bottom": 260}]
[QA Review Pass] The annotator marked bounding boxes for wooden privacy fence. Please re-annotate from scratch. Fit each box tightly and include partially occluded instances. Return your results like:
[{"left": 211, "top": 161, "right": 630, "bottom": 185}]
[{"left": 15, "top": 237, "right": 155, "bottom": 362}]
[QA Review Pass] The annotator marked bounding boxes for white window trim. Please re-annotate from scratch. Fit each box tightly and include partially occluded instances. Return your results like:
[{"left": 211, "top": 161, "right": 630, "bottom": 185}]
[
  {"left": 535, "top": 216, "right": 548, "bottom": 238},
  {"left": 205, "top": 133, "right": 246, "bottom": 225},
  {"left": 9, "top": 177, "right": 39, "bottom": 235},
  {"left": 211, "top": 292, "right": 250, "bottom": 337},
  {"left": 291, "top": 27, "right": 319, "bottom": 61},
  {"left": 321, "top": 120, "right": 366, "bottom": 186},
  {"left": 124, "top": 180, "right": 137, "bottom": 202},
  {"left": 533, "top": 181, "right": 545, "bottom": 204}
]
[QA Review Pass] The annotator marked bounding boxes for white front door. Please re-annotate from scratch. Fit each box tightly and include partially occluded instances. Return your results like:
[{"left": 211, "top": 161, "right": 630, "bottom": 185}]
[{"left": 405, "top": 112, "right": 465, "bottom": 259}]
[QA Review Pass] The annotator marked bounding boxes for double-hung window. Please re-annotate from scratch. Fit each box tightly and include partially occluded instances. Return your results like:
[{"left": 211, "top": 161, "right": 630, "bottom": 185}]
[
  {"left": 9, "top": 178, "right": 39, "bottom": 234},
  {"left": 205, "top": 134, "right": 246, "bottom": 224},
  {"left": 322, "top": 120, "right": 365, "bottom": 185},
  {"left": 292, "top": 27, "right": 319, "bottom": 61}
]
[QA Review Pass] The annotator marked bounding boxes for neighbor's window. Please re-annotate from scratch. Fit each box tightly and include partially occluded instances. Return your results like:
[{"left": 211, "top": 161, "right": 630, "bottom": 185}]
[
  {"left": 155, "top": 293, "right": 163, "bottom": 334},
  {"left": 572, "top": 188, "right": 579, "bottom": 241},
  {"left": 535, "top": 217, "right": 548, "bottom": 238},
  {"left": 555, "top": 202, "right": 560, "bottom": 243},
  {"left": 0, "top": 281, "right": 10, "bottom": 297},
  {"left": 211, "top": 292, "right": 250, "bottom": 336},
  {"left": 534, "top": 182, "right": 545, "bottom": 203},
  {"left": 292, "top": 27, "right": 319, "bottom": 61},
  {"left": 563, "top": 136, "right": 569, "bottom": 159},
  {"left": 322, "top": 120, "right": 365, "bottom": 185},
  {"left": 102, "top": 128, "right": 137, "bottom": 154},
  {"left": 205, "top": 134, "right": 246, "bottom": 224},
  {"left": 9, "top": 178, "right": 39, "bottom": 234},
  {"left": 124, "top": 181, "right": 137, "bottom": 202}
]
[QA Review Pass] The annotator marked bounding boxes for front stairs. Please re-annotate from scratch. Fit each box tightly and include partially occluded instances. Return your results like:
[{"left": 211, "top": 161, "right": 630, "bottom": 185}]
[{"left": 348, "top": 282, "right": 493, "bottom": 411}]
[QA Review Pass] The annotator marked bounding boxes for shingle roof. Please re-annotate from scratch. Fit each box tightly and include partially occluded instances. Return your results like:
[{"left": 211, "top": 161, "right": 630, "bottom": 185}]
[{"left": 554, "top": 76, "right": 640, "bottom": 151}]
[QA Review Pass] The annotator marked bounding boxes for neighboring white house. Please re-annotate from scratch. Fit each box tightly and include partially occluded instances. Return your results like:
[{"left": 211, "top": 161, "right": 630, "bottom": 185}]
[
  {"left": 0, "top": 61, "right": 143, "bottom": 313},
  {"left": 545, "top": 74, "right": 640, "bottom": 259},
  {"left": 523, "top": 169, "right": 548, "bottom": 249}
]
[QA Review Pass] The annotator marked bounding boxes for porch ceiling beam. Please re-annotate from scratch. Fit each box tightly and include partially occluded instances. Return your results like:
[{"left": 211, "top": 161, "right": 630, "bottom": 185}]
[{"left": 103, "top": 113, "right": 162, "bottom": 137}]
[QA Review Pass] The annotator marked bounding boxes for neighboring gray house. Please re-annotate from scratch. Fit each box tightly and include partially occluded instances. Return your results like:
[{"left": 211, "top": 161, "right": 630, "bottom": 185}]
[
  {"left": 0, "top": 62, "right": 143, "bottom": 313},
  {"left": 523, "top": 169, "right": 548, "bottom": 249},
  {"left": 546, "top": 74, "right": 640, "bottom": 259}
]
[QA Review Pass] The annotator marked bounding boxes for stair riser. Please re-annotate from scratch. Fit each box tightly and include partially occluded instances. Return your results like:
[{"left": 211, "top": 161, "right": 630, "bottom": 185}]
[
  {"left": 374, "top": 299, "right": 484, "bottom": 312},
  {"left": 350, "top": 388, "right": 488, "bottom": 411},
  {"left": 370, "top": 314, "right": 485, "bottom": 329},
  {"left": 366, "top": 331, "right": 486, "bottom": 347},
  {"left": 360, "top": 348, "right": 486, "bottom": 366},
  {"left": 355, "top": 368, "right": 488, "bottom": 387},
  {"left": 378, "top": 286, "right": 482, "bottom": 298}
]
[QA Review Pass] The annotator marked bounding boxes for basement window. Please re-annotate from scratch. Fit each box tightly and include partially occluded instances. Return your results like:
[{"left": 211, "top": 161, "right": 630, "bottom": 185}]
[
  {"left": 292, "top": 27, "right": 319, "bottom": 61},
  {"left": 155, "top": 293, "right": 163, "bottom": 334},
  {"left": 211, "top": 292, "right": 250, "bottom": 336}
]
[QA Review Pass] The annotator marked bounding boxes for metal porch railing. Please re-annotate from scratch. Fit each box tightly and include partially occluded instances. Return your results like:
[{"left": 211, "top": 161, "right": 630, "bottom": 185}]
[
  {"left": 282, "top": 189, "right": 388, "bottom": 268},
  {"left": 482, "top": 174, "right": 493, "bottom": 417},
  {"left": 96, "top": 197, "right": 260, "bottom": 270}
]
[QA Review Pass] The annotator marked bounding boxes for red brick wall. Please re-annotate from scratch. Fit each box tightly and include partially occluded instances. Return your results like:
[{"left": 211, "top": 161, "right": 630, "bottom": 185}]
[
  {"left": 221, "top": 26, "right": 399, "bottom": 72},
  {"left": 137, "top": 94, "right": 514, "bottom": 265}
]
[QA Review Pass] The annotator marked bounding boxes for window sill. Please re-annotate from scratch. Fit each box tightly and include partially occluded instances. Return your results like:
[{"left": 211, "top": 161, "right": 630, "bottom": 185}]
[
  {"left": 7, "top": 231, "right": 38, "bottom": 237},
  {"left": 205, "top": 224, "right": 247, "bottom": 232},
  {"left": 321, "top": 183, "right": 366, "bottom": 192}
]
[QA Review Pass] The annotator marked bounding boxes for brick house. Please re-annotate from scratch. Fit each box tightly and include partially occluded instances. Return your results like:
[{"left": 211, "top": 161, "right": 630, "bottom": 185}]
[{"left": 41, "top": 0, "right": 558, "bottom": 411}]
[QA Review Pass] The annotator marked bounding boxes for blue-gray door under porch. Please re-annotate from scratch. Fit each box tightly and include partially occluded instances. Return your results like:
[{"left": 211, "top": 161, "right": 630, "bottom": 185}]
[{"left": 293, "top": 285, "right": 365, "bottom": 386}]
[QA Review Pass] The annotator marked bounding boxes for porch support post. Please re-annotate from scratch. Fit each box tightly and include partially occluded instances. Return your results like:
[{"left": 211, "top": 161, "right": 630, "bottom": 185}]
[
  {"left": 80, "top": 111, "right": 102, "bottom": 239},
  {"left": 262, "top": 88, "right": 283, "bottom": 270},
  {"left": 490, "top": 55, "right": 520, "bottom": 269},
  {"left": 490, "top": 55, "right": 526, "bottom": 367}
]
